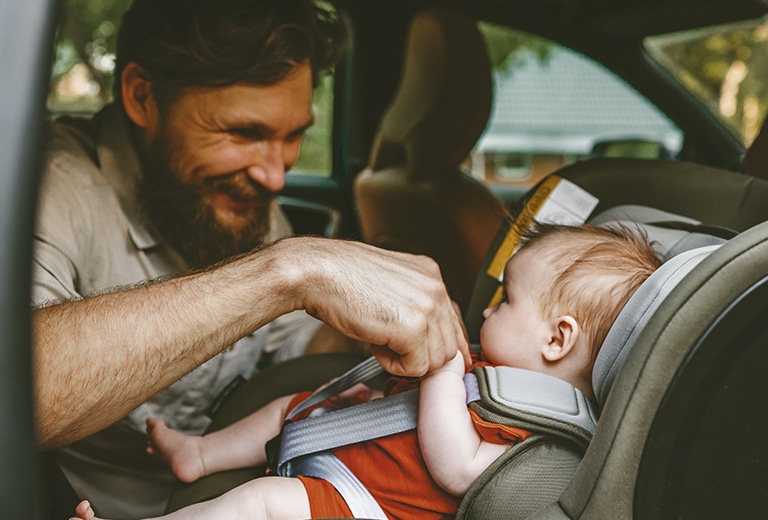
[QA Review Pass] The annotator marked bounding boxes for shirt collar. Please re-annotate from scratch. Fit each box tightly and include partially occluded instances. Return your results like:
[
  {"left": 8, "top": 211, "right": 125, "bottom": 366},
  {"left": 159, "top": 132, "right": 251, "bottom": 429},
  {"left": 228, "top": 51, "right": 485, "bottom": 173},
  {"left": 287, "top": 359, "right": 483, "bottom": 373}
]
[{"left": 95, "top": 104, "right": 161, "bottom": 251}]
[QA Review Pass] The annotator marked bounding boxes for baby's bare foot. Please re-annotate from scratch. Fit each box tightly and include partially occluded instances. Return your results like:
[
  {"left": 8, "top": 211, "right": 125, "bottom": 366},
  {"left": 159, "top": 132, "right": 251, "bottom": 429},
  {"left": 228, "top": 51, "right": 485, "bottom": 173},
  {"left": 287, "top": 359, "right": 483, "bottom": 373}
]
[
  {"left": 69, "top": 499, "right": 99, "bottom": 520},
  {"left": 146, "top": 418, "right": 206, "bottom": 483}
]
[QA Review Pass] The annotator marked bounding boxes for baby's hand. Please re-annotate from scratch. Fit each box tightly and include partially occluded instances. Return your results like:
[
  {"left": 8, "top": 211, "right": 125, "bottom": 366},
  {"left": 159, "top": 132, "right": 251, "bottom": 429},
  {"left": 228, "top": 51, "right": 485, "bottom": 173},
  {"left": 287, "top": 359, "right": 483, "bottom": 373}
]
[{"left": 425, "top": 351, "right": 466, "bottom": 379}]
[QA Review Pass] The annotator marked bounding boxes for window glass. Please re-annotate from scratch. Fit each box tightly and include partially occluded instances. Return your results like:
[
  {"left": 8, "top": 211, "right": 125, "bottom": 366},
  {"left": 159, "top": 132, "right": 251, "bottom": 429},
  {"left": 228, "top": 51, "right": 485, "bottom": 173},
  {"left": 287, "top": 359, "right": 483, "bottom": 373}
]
[
  {"left": 292, "top": 74, "right": 334, "bottom": 176},
  {"left": 48, "top": 0, "right": 334, "bottom": 177},
  {"left": 645, "top": 17, "right": 768, "bottom": 147},
  {"left": 472, "top": 23, "right": 682, "bottom": 191}
]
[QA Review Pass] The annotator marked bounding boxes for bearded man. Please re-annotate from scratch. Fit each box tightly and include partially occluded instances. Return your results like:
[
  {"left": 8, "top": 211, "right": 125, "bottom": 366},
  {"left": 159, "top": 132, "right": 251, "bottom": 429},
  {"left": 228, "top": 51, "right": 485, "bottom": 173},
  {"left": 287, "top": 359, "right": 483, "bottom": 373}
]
[{"left": 32, "top": 0, "right": 468, "bottom": 517}]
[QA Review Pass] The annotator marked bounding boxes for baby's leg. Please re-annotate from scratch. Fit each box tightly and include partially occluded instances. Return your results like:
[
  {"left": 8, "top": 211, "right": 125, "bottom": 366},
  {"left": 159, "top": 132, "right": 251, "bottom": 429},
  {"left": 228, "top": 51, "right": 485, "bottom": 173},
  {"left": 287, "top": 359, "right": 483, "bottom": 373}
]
[
  {"left": 70, "top": 477, "right": 312, "bottom": 520},
  {"left": 147, "top": 394, "right": 296, "bottom": 482},
  {"left": 146, "top": 418, "right": 205, "bottom": 483}
]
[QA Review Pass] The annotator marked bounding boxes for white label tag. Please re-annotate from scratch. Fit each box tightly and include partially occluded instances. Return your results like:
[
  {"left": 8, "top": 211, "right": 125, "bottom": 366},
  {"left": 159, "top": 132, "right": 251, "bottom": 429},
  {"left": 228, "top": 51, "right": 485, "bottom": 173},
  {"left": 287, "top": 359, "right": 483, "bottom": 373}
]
[{"left": 535, "top": 178, "right": 599, "bottom": 226}]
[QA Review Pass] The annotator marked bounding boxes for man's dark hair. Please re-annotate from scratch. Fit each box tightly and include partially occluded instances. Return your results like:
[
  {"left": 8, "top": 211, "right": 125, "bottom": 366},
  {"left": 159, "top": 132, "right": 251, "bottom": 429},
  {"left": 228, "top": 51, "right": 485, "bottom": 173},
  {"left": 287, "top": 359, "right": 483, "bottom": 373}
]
[{"left": 113, "top": 0, "right": 346, "bottom": 108}]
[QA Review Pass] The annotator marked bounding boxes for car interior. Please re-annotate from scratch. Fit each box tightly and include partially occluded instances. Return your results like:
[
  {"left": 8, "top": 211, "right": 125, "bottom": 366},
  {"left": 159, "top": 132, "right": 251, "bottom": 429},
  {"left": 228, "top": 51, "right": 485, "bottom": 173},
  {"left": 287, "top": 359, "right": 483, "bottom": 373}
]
[{"left": 4, "top": 0, "right": 768, "bottom": 518}]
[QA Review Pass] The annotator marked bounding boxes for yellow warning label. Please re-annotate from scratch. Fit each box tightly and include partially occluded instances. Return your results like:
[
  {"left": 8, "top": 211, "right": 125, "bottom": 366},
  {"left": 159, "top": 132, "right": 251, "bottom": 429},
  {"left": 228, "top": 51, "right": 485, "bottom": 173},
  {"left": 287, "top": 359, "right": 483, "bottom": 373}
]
[{"left": 486, "top": 175, "right": 563, "bottom": 280}]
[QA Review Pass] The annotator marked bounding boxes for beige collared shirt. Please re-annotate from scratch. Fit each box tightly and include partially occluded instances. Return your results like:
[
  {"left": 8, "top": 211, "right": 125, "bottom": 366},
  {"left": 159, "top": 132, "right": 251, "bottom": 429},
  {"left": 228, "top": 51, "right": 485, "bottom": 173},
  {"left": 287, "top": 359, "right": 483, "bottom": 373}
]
[{"left": 33, "top": 104, "right": 321, "bottom": 517}]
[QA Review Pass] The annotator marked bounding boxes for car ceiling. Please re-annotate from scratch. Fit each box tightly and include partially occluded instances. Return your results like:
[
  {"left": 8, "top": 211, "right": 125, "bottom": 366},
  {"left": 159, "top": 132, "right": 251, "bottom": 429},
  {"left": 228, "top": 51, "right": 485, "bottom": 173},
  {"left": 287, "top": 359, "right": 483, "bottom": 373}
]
[{"left": 389, "top": 0, "right": 768, "bottom": 40}]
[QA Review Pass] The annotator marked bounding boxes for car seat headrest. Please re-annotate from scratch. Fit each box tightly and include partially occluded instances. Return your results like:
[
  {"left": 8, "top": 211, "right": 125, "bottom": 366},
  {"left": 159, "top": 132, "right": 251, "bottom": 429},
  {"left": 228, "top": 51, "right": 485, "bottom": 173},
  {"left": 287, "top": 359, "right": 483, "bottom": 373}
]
[
  {"left": 590, "top": 204, "right": 732, "bottom": 260},
  {"left": 591, "top": 244, "right": 719, "bottom": 407},
  {"left": 588, "top": 205, "right": 729, "bottom": 408},
  {"left": 367, "top": 8, "right": 492, "bottom": 178}
]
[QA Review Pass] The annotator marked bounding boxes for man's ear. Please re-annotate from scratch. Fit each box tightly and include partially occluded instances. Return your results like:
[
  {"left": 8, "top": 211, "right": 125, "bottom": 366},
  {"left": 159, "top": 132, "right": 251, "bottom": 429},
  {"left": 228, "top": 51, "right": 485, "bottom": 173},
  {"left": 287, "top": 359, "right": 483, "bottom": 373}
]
[
  {"left": 542, "top": 316, "right": 580, "bottom": 362},
  {"left": 121, "top": 62, "right": 159, "bottom": 130}
]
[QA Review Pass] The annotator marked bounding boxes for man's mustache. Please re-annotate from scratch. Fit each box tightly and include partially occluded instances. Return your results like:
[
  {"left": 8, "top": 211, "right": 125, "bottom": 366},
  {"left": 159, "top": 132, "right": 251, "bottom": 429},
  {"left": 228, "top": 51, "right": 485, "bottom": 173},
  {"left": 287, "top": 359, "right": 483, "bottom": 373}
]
[{"left": 204, "top": 175, "right": 274, "bottom": 205}]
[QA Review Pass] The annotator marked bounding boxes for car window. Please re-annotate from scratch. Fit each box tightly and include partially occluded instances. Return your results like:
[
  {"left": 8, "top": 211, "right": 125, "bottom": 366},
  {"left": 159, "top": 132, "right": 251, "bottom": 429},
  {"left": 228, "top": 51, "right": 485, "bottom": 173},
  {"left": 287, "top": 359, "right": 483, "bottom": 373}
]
[
  {"left": 292, "top": 74, "right": 334, "bottom": 176},
  {"left": 645, "top": 17, "right": 768, "bottom": 147},
  {"left": 469, "top": 23, "right": 683, "bottom": 193},
  {"left": 48, "top": 0, "right": 335, "bottom": 177}
]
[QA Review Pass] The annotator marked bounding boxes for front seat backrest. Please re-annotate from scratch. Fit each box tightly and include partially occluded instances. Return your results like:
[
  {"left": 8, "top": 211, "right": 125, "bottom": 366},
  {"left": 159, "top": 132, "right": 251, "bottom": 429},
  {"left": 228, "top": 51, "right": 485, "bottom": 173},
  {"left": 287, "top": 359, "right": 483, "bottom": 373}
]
[{"left": 354, "top": 8, "right": 508, "bottom": 312}]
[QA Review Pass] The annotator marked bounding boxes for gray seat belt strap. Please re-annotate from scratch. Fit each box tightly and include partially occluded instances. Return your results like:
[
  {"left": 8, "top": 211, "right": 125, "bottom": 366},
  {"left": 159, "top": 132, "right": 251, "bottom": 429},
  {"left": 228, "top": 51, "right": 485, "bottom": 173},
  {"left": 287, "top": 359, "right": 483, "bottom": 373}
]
[
  {"left": 276, "top": 388, "right": 420, "bottom": 474},
  {"left": 288, "top": 452, "right": 388, "bottom": 520},
  {"left": 285, "top": 355, "right": 385, "bottom": 420},
  {"left": 274, "top": 357, "right": 481, "bottom": 519}
]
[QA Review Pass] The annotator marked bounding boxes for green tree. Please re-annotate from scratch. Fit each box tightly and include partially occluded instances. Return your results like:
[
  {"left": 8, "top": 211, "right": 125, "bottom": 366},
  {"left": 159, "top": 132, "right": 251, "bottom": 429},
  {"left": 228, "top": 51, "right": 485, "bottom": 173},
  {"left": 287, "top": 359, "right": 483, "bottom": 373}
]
[
  {"left": 49, "top": 0, "right": 131, "bottom": 112},
  {"left": 647, "top": 21, "right": 768, "bottom": 144},
  {"left": 479, "top": 22, "right": 554, "bottom": 72}
]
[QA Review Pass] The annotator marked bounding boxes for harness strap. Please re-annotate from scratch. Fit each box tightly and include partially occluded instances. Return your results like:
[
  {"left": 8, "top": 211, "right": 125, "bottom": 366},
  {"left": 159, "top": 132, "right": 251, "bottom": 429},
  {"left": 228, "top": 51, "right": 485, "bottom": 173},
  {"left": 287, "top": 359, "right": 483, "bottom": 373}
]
[
  {"left": 276, "top": 389, "right": 420, "bottom": 474},
  {"left": 286, "top": 355, "right": 385, "bottom": 420},
  {"left": 276, "top": 356, "right": 597, "bottom": 515},
  {"left": 274, "top": 356, "right": 409, "bottom": 517},
  {"left": 288, "top": 451, "right": 388, "bottom": 520}
]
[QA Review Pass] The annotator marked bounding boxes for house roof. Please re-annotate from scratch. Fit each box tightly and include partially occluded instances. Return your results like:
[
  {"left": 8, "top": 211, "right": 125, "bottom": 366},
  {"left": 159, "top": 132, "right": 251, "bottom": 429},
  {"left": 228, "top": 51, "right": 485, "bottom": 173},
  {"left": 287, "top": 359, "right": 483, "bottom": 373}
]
[{"left": 477, "top": 46, "right": 684, "bottom": 154}]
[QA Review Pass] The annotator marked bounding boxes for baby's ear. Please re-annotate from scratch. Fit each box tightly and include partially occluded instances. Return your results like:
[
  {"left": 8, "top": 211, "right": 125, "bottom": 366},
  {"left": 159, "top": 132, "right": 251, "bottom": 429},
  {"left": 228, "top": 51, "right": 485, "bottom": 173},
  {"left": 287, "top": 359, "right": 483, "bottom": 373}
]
[{"left": 542, "top": 316, "right": 580, "bottom": 362}]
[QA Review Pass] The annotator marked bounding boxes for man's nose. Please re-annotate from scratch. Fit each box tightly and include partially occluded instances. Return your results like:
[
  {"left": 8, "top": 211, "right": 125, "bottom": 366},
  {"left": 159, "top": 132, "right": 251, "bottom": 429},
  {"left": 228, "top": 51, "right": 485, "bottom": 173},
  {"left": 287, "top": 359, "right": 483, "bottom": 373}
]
[{"left": 246, "top": 142, "right": 288, "bottom": 193}]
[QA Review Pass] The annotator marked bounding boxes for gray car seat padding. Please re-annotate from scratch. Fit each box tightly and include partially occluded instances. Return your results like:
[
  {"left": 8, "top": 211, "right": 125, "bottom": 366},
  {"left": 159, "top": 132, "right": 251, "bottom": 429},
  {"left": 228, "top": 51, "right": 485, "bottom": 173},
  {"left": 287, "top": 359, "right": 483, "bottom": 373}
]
[
  {"left": 458, "top": 434, "right": 585, "bottom": 520},
  {"left": 589, "top": 204, "right": 729, "bottom": 260},
  {"left": 529, "top": 220, "right": 768, "bottom": 520},
  {"left": 591, "top": 244, "right": 719, "bottom": 407}
]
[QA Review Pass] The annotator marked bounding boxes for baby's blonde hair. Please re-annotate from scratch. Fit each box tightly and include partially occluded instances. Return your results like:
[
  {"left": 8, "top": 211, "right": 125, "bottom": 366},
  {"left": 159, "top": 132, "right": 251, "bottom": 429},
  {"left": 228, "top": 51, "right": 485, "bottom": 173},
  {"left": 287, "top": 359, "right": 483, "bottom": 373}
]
[{"left": 517, "top": 222, "right": 662, "bottom": 364}]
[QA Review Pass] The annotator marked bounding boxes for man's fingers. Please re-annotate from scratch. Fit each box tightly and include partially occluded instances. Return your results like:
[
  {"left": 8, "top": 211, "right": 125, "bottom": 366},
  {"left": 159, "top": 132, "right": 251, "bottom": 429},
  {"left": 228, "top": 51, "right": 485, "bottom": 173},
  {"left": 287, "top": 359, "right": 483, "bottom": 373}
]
[{"left": 300, "top": 239, "right": 469, "bottom": 377}]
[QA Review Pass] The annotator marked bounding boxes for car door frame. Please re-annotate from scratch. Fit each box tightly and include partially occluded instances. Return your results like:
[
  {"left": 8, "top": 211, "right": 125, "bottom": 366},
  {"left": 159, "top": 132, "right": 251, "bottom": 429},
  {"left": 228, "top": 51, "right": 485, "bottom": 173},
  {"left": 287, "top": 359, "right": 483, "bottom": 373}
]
[{"left": 0, "top": 0, "right": 60, "bottom": 516}]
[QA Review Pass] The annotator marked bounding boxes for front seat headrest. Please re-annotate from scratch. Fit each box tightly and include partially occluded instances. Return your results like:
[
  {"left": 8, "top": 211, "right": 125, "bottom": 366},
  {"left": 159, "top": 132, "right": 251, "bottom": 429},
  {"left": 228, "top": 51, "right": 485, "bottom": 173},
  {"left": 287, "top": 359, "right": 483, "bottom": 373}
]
[{"left": 367, "top": 8, "right": 492, "bottom": 178}]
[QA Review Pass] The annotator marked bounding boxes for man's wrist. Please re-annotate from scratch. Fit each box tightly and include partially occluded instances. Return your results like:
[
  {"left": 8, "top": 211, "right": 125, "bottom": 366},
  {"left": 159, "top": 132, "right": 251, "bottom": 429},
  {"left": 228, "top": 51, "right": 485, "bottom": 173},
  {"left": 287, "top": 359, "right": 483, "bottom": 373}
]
[{"left": 258, "top": 237, "right": 315, "bottom": 313}]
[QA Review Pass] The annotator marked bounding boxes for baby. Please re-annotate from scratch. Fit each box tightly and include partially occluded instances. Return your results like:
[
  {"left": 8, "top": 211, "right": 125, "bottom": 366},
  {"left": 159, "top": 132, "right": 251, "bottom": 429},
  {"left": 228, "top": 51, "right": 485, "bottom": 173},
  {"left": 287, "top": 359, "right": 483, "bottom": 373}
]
[{"left": 71, "top": 222, "right": 661, "bottom": 520}]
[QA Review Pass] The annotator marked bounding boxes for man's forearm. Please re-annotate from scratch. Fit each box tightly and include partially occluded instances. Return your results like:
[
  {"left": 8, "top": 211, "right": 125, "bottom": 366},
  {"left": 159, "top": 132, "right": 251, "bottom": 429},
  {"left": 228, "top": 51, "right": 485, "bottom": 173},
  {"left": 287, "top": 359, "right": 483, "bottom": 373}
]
[
  {"left": 33, "top": 241, "right": 299, "bottom": 449},
  {"left": 34, "top": 236, "right": 469, "bottom": 449}
]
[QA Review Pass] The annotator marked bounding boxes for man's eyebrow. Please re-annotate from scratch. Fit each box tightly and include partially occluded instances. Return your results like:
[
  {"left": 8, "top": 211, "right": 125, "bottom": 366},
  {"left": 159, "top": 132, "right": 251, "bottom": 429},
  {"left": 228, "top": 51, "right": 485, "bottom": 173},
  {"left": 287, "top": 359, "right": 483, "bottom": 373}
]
[
  {"left": 228, "top": 117, "right": 314, "bottom": 138},
  {"left": 290, "top": 118, "right": 315, "bottom": 137}
]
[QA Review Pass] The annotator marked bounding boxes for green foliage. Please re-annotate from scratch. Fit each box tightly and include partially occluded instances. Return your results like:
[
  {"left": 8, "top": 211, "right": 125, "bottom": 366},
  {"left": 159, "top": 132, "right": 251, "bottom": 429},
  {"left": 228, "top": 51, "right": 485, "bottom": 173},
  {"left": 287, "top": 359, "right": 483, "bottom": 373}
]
[
  {"left": 293, "top": 75, "right": 334, "bottom": 175},
  {"left": 50, "top": 0, "right": 131, "bottom": 111},
  {"left": 479, "top": 22, "right": 554, "bottom": 72},
  {"left": 646, "top": 20, "right": 768, "bottom": 144}
]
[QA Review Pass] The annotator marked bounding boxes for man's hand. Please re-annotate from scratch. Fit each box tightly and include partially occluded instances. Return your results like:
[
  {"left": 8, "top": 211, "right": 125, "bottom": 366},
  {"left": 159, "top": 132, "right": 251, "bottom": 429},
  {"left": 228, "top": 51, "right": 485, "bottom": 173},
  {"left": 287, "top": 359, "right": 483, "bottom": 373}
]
[{"left": 286, "top": 237, "right": 470, "bottom": 377}]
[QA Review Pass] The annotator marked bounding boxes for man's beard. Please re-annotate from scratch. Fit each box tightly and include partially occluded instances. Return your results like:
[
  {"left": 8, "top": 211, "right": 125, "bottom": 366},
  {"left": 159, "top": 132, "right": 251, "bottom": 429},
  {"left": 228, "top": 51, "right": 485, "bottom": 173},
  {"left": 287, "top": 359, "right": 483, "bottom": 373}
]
[{"left": 138, "top": 136, "right": 275, "bottom": 270}]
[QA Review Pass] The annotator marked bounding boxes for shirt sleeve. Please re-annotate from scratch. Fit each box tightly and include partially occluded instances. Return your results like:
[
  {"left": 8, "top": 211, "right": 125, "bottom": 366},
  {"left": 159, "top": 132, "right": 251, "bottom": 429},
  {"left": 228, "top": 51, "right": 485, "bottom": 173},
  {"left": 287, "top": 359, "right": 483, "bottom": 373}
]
[
  {"left": 31, "top": 143, "right": 96, "bottom": 305},
  {"left": 469, "top": 408, "right": 532, "bottom": 445}
]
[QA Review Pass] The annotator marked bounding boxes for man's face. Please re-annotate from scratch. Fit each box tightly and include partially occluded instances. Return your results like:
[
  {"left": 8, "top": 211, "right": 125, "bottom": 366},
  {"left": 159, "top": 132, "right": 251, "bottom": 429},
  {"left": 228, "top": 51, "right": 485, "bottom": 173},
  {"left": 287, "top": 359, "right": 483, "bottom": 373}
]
[{"left": 138, "top": 62, "right": 314, "bottom": 268}]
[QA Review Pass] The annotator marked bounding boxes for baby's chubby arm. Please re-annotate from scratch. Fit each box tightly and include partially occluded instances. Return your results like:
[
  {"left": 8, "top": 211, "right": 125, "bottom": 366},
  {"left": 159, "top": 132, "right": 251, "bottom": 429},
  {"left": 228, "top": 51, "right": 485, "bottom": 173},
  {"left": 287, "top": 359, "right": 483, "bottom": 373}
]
[{"left": 418, "top": 352, "right": 509, "bottom": 496}]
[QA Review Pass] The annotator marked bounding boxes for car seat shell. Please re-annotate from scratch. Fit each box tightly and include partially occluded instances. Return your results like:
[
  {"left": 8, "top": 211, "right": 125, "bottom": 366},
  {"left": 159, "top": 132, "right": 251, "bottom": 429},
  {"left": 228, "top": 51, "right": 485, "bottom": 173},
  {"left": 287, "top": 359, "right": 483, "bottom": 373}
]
[{"left": 534, "top": 220, "right": 768, "bottom": 519}]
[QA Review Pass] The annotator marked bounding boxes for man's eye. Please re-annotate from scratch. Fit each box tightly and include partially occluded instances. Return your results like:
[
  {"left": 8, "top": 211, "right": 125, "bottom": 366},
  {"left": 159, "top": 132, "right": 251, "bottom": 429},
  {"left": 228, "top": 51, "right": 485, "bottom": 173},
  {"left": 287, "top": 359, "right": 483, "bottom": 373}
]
[
  {"left": 286, "top": 131, "right": 305, "bottom": 143},
  {"left": 230, "top": 127, "right": 263, "bottom": 140}
]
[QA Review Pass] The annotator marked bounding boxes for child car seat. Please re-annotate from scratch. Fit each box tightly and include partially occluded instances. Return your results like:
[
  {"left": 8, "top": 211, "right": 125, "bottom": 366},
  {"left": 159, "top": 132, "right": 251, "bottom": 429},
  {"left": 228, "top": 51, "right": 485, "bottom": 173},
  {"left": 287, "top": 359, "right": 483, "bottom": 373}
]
[
  {"left": 464, "top": 158, "right": 768, "bottom": 519},
  {"left": 168, "top": 158, "right": 768, "bottom": 519}
]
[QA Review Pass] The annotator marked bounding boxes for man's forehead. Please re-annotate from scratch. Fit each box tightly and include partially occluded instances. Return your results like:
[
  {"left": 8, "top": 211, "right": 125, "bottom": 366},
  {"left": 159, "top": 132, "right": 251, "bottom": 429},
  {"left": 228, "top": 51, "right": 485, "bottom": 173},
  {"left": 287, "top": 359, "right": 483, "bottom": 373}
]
[{"left": 171, "top": 74, "right": 314, "bottom": 130}]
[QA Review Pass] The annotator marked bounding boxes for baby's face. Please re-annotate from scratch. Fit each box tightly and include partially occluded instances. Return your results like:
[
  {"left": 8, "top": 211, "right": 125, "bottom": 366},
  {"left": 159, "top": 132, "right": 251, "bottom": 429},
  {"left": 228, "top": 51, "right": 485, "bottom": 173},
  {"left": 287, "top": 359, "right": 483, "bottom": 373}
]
[{"left": 479, "top": 248, "right": 553, "bottom": 369}]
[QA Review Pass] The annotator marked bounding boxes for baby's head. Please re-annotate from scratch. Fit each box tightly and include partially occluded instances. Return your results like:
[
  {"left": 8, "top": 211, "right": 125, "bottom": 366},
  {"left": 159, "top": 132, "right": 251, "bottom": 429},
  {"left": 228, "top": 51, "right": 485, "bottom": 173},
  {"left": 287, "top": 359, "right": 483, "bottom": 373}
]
[{"left": 480, "top": 222, "right": 661, "bottom": 399}]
